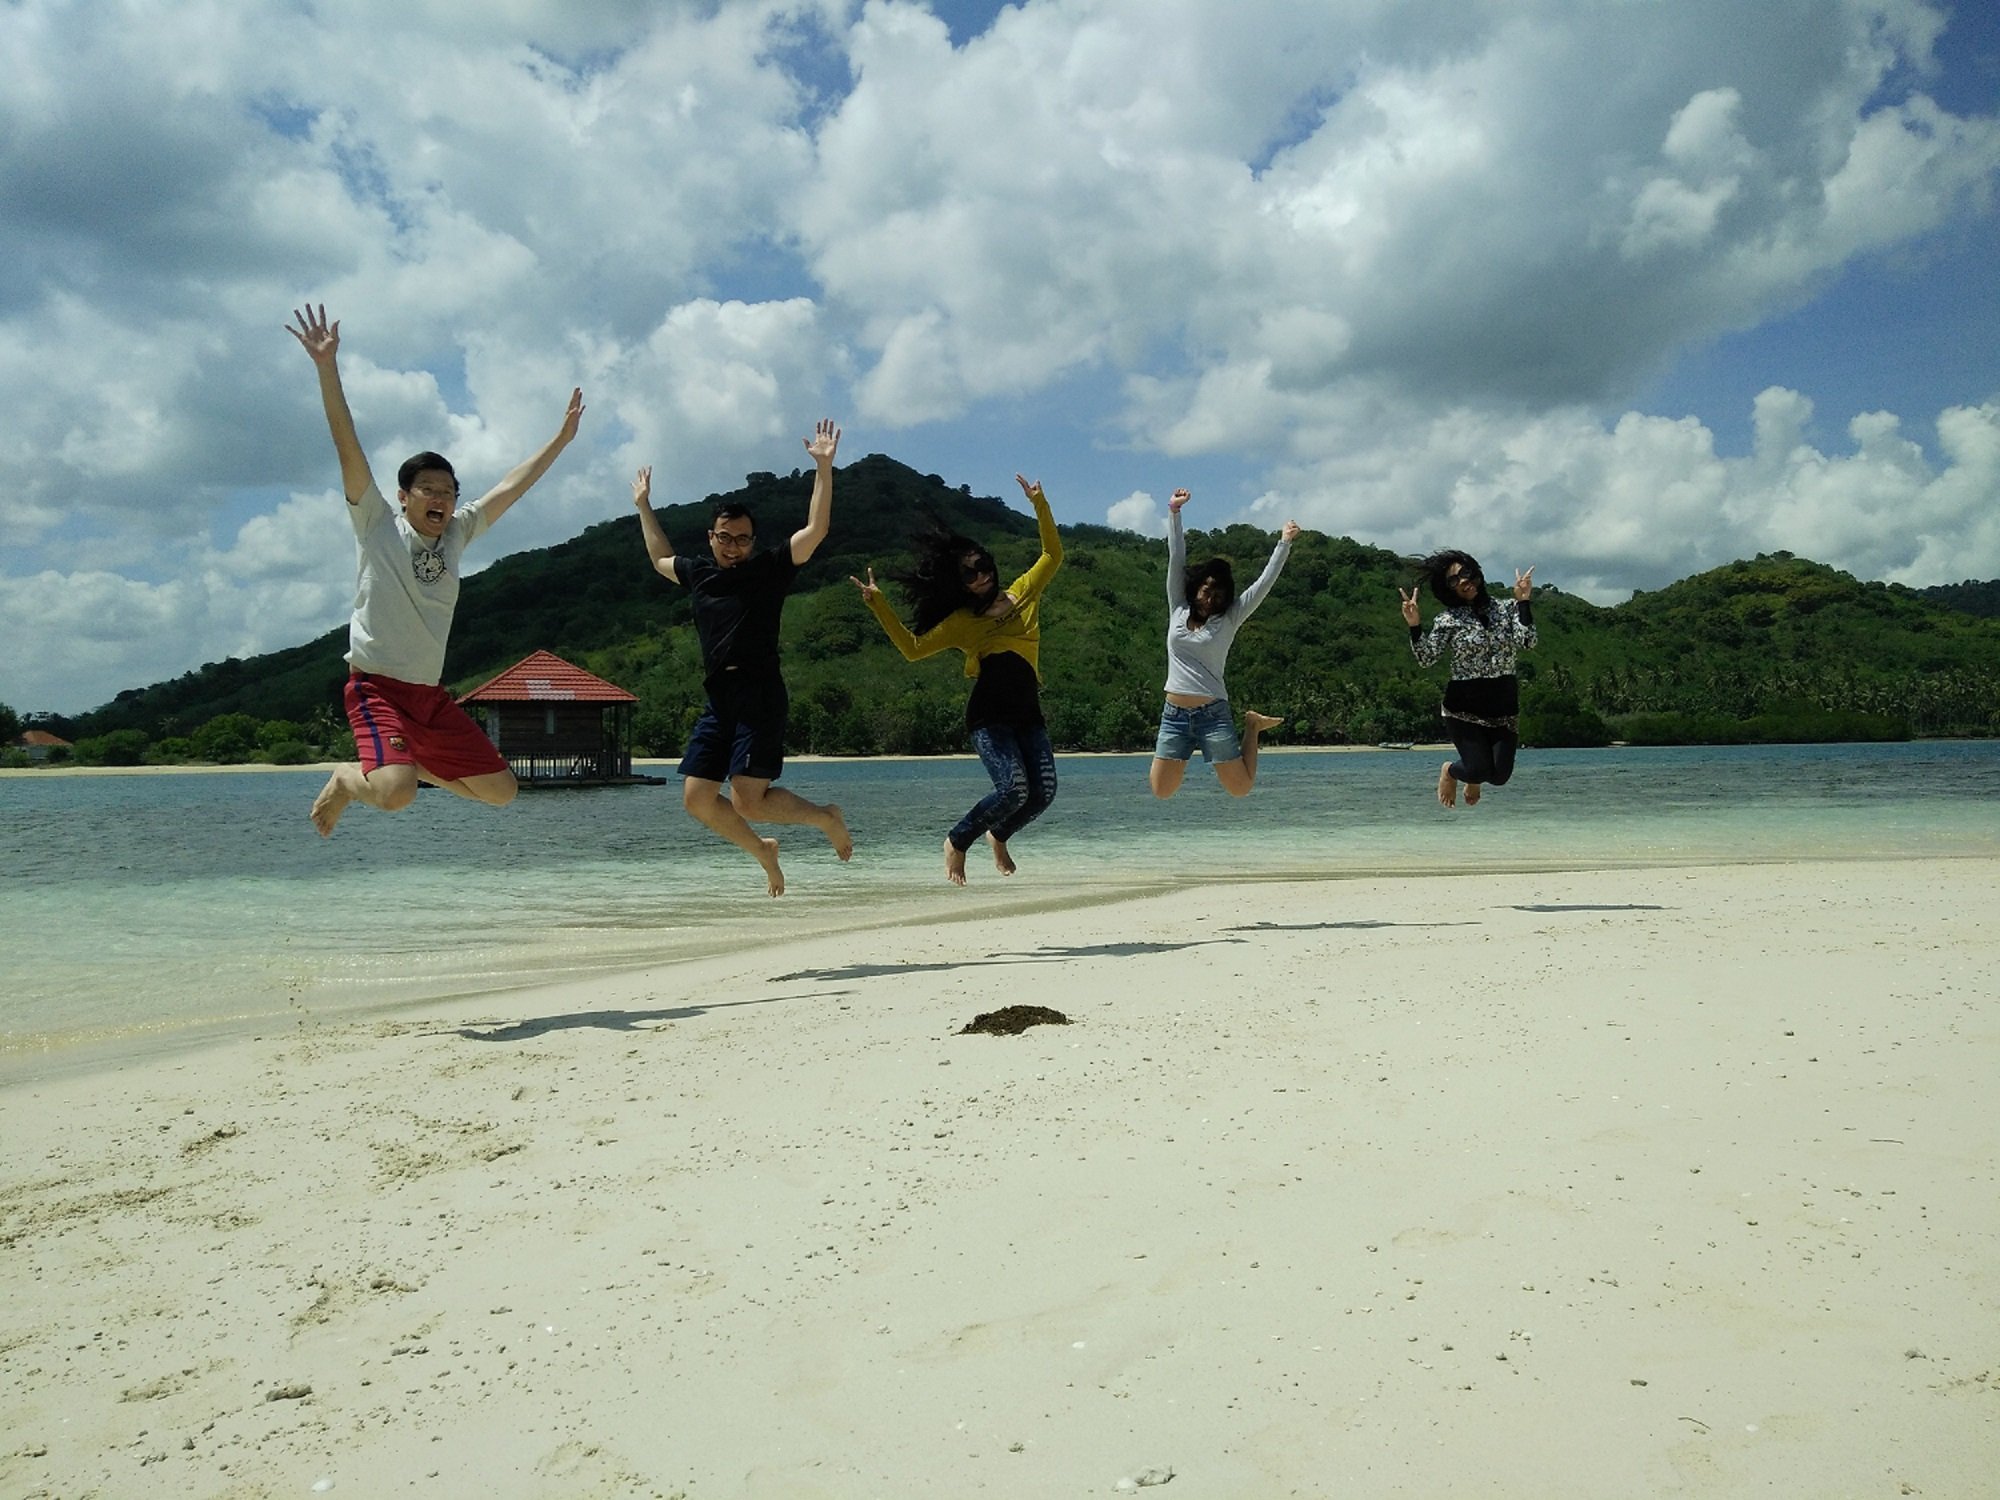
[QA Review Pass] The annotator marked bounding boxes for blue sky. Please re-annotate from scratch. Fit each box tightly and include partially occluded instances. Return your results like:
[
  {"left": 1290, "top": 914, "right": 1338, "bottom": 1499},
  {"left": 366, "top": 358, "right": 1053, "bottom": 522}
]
[{"left": 1, "top": 0, "right": 1996, "bottom": 715}]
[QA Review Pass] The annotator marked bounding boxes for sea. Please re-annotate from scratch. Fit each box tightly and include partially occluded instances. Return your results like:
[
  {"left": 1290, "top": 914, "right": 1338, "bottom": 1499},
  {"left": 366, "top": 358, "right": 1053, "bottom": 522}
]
[{"left": 2, "top": 742, "right": 1996, "bottom": 1069}]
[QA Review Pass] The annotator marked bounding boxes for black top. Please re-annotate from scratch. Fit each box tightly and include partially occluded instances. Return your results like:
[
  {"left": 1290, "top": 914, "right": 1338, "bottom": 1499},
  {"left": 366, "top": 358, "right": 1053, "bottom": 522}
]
[
  {"left": 965, "top": 649, "right": 1043, "bottom": 731},
  {"left": 675, "top": 547, "right": 798, "bottom": 678},
  {"left": 1442, "top": 674, "right": 1520, "bottom": 718}
]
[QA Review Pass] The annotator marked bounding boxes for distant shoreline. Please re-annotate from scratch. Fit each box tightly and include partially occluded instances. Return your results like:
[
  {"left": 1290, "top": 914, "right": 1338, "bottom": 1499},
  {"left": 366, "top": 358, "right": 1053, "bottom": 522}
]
[{"left": 0, "top": 743, "right": 1447, "bottom": 778}]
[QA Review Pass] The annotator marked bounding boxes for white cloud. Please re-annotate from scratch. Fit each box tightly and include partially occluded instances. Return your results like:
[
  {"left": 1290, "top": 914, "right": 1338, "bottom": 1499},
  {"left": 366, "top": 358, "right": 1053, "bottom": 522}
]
[
  {"left": 1661, "top": 87, "right": 1751, "bottom": 169},
  {"left": 1105, "top": 491, "right": 1163, "bottom": 537},
  {"left": 1623, "top": 174, "right": 1740, "bottom": 257},
  {"left": 0, "top": 0, "right": 1996, "bottom": 714},
  {"left": 1246, "top": 390, "right": 2000, "bottom": 603}
]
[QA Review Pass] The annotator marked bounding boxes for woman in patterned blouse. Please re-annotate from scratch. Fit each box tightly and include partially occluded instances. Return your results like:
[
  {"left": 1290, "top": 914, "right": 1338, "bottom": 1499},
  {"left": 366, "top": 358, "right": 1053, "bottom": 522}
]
[{"left": 1399, "top": 550, "right": 1536, "bottom": 807}]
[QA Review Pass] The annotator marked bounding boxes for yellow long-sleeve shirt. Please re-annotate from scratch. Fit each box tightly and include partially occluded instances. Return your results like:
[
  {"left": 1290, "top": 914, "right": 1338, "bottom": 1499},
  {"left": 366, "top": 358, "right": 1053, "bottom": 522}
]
[{"left": 864, "top": 485, "right": 1063, "bottom": 679}]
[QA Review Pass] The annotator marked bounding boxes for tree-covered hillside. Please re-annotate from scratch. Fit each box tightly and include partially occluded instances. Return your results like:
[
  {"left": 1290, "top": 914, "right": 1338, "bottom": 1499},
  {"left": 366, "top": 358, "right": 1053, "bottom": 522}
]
[
  {"left": 57, "top": 457, "right": 2000, "bottom": 759},
  {"left": 1915, "top": 578, "right": 2000, "bottom": 618}
]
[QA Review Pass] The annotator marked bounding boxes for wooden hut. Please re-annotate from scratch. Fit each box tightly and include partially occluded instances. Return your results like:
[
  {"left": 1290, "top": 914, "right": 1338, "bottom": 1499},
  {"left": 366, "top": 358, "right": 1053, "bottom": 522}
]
[
  {"left": 15, "top": 730, "right": 74, "bottom": 763},
  {"left": 458, "top": 651, "right": 658, "bottom": 787}
]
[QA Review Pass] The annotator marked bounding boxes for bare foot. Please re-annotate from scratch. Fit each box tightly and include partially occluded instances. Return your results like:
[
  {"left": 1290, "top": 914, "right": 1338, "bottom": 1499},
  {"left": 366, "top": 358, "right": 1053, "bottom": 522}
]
[
  {"left": 943, "top": 836, "right": 968, "bottom": 887},
  {"left": 1463, "top": 781, "right": 1482, "bottom": 806},
  {"left": 988, "top": 832, "right": 1016, "bottom": 876},
  {"left": 822, "top": 803, "right": 854, "bottom": 861},
  {"left": 755, "top": 837, "right": 785, "bottom": 897},
  {"left": 310, "top": 769, "right": 354, "bottom": 837},
  {"left": 1244, "top": 710, "right": 1284, "bottom": 732},
  {"left": 1437, "top": 761, "right": 1459, "bottom": 808}
]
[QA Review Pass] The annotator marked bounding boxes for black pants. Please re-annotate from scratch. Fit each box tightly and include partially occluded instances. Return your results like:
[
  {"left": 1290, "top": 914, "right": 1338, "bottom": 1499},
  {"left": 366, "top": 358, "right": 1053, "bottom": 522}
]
[{"left": 1447, "top": 720, "right": 1518, "bottom": 786}]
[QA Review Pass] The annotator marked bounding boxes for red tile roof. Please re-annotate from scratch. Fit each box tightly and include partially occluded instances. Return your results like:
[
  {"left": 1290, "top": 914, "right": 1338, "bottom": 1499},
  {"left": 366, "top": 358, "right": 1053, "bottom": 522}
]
[
  {"left": 19, "top": 730, "right": 72, "bottom": 747},
  {"left": 460, "top": 650, "right": 638, "bottom": 704}
]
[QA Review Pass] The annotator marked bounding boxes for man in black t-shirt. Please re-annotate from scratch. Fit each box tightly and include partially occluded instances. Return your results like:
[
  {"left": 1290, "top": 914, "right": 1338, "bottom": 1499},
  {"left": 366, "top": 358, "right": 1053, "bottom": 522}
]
[{"left": 631, "top": 420, "right": 852, "bottom": 895}]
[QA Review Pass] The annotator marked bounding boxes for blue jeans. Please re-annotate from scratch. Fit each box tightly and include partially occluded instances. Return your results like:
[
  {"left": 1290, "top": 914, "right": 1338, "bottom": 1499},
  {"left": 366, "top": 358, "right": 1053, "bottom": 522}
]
[
  {"left": 1153, "top": 699, "right": 1243, "bottom": 763},
  {"left": 949, "top": 724, "right": 1057, "bottom": 850}
]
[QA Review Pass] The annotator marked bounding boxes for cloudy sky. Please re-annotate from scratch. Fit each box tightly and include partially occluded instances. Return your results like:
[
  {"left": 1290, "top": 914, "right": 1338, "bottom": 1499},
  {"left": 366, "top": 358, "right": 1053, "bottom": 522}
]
[{"left": 3, "top": 0, "right": 1997, "bottom": 716}]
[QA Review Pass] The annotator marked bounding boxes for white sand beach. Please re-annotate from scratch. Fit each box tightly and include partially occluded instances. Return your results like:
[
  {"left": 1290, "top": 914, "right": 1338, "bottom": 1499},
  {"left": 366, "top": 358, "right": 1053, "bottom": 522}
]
[{"left": 4, "top": 858, "right": 1997, "bottom": 1498}]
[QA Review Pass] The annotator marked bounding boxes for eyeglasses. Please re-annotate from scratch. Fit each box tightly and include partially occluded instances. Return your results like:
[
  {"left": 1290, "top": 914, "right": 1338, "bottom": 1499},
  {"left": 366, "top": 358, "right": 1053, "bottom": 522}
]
[
  {"left": 1445, "top": 569, "right": 1482, "bottom": 585},
  {"left": 407, "top": 482, "right": 457, "bottom": 500},
  {"left": 709, "top": 529, "right": 755, "bottom": 549}
]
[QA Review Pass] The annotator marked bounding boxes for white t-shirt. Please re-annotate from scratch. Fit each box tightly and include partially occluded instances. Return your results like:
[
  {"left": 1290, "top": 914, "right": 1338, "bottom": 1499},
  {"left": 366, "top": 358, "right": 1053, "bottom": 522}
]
[
  {"left": 1162, "top": 510, "right": 1290, "bottom": 700},
  {"left": 344, "top": 481, "right": 493, "bottom": 685}
]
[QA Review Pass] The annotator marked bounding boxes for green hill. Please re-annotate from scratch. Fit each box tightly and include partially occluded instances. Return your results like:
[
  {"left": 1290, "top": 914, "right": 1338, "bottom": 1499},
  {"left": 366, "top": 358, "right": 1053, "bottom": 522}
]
[
  {"left": 1915, "top": 578, "right": 2000, "bottom": 619},
  {"left": 54, "top": 458, "right": 2000, "bottom": 758}
]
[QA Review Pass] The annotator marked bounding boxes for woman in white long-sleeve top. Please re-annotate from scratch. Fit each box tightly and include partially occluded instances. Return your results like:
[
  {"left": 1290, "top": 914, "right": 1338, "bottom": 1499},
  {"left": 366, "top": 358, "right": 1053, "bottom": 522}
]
[
  {"left": 1149, "top": 488, "right": 1299, "bottom": 799},
  {"left": 1399, "top": 550, "right": 1536, "bottom": 808}
]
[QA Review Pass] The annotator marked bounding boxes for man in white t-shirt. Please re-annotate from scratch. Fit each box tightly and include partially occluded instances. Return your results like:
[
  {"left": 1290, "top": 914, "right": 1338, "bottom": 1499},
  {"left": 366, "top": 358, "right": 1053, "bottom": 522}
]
[{"left": 288, "top": 303, "right": 584, "bottom": 836}]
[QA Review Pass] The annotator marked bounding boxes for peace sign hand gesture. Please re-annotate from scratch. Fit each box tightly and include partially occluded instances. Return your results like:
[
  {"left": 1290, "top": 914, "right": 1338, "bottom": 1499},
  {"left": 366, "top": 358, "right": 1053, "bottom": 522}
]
[
  {"left": 1514, "top": 566, "right": 1534, "bottom": 602},
  {"left": 1399, "top": 586, "right": 1422, "bottom": 627},
  {"left": 848, "top": 565, "right": 880, "bottom": 602}
]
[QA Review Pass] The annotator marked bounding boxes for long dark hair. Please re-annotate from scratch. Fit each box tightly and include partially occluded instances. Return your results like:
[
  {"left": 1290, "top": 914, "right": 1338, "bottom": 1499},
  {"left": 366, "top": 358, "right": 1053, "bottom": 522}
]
[
  {"left": 1417, "top": 548, "right": 1497, "bottom": 622},
  {"left": 1184, "top": 557, "right": 1237, "bottom": 623},
  {"left": 894, "top": 522, "right": 997, "bottom": 633}
]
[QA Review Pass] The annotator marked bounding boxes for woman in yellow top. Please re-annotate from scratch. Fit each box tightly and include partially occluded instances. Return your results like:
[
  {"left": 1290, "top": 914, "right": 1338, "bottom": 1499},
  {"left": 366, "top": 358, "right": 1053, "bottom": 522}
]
[{"left": 850, "top": 474, "right": 1062, "bottom": 886}]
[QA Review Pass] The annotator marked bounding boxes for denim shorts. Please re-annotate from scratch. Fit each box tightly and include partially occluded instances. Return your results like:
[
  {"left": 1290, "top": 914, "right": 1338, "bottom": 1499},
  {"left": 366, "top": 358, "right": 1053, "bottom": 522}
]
[
  {"left": 678, "top": 670, "right": 788, "bottom": 782},
  {"left": 1154, "top": 699, "right": 1242, "bottom": 764}
]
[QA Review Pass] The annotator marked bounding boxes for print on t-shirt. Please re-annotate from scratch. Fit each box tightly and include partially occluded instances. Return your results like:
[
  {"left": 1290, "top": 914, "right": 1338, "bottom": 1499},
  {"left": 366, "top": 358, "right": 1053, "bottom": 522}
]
[{"left": 412, "top": 549, "right": 446, "bottom": 584}]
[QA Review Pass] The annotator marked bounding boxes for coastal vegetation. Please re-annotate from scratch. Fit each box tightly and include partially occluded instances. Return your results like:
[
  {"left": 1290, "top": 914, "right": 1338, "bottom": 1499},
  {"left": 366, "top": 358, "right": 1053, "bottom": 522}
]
[{"left": 13, "top": 456, "right": 2000, "bottom": 767}]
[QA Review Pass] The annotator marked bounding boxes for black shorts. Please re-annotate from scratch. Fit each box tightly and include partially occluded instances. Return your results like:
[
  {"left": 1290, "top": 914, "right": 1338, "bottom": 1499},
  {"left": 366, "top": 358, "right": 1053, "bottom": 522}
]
[{"left": 678, "top": 670, "right": 788, "bottom": 783}]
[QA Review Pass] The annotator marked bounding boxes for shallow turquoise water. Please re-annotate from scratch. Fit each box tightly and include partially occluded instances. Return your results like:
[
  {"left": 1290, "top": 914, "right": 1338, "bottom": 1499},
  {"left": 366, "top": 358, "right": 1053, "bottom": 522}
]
[{"left": 2, "top": 742, "right": 1995, "bottom": 1053}]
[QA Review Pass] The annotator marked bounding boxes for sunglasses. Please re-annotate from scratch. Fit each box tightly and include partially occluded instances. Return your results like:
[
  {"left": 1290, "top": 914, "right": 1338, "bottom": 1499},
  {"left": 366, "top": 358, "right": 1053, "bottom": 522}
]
[{"left": 959, "top": 558, "right": 995, "bottom": 583}]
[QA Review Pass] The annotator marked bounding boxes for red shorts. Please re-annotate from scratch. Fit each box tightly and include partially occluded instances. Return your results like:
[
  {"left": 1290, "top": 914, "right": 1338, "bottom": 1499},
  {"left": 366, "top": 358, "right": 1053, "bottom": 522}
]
[{"left": 344, "top": 672, "right": 509, "bottom": 781}]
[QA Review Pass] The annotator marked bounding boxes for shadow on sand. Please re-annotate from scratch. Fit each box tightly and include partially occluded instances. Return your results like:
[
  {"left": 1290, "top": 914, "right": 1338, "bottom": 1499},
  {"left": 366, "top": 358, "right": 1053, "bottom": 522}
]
[
  {"left": 452, "top": 989, "right": 847, "bottom": 1042},
  {"left": 770, "top": 938, "right": 1235, "bottom": 984}
]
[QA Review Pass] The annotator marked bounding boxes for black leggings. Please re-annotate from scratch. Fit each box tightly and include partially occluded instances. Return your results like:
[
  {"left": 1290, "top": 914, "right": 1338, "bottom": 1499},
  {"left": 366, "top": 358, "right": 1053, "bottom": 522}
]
[{"left": 1447, "top": 721, "right": 1518, "bottom": 786}]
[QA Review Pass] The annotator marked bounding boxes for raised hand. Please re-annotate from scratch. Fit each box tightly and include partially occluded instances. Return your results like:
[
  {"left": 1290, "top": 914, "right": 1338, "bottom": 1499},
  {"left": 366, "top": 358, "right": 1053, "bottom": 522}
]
[
  {"left": 632, "top": 466, "right": 652, "bottom": 510},
  {"left": 847, "top": 565, "right": 880, "bottom": 602},
  {"left": 558, "top": 387, "right": 585, "bottom": 444},
  {"left": 1514, "top": 565, "right": 1534, "bottom": 601},
  {"left": 804, "top": 418, "right": 841, "bottom": 465},
  {"left": 1015, "top": 473, "right": 1044, "bottom": 502},
  {"left": 1399, "top": 586, "right": 1421, "bottom": 626},
  {"left": 287, "top": 304, "right": 339, "bottom": 364},
  {"left": 1168, "top": 487, "right": 1191, "bottom": 514},
  {"left": 1281, "top": 519, "right": 1300, "bottom": 543}
]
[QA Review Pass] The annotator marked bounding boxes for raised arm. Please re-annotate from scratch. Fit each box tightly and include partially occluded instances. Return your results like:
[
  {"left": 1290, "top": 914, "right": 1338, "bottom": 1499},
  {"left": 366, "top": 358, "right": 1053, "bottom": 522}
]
[
  {"left": 1235, "top": 519, "right": 1299, "bottom": 620},
  {"left": 287, "top": 304, "right": 374, "bottom": 503},
  {"left": 471, "top": 388, "right": 585, "bottom": 526},
  {"left": 1511, "top": 566, "right": 1537, "bottom": 647},
  {"left": 863, "top": 589, "right": 960, "bottom": 662},
  {"left": 847, "top": 569, "right": 962, "bottom": 663},
  {"left": 631, "top": 466, "right": 681, "bottom": 584},
  {"left": 1401, "top": 586, "right": 1446, "bottom": 666},
  {"left": 1010, "top": 474, "right": 1063, "bottom": 602},
  {"left": 1165, "top": 488, "right": 1189, "bottom": 608},
  {"left": 790, "top": 419, "right": 841, "bottom": 565}
]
